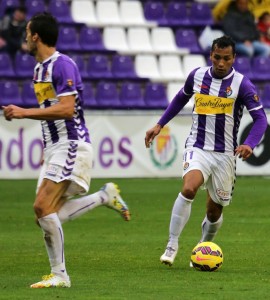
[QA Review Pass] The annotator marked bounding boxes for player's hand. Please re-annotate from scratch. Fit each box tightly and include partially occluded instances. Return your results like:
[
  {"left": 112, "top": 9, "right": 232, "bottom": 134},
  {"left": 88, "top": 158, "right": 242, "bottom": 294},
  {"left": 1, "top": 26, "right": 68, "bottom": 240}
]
[
  {"left": 145, "top": 124, "right": 162, "bottom": 148},
  {"left": 235, "top": 144, "right": 253, "bottom": 161},
  {"left": 2, "top": 105, "right": 26, "bottom": 121}
]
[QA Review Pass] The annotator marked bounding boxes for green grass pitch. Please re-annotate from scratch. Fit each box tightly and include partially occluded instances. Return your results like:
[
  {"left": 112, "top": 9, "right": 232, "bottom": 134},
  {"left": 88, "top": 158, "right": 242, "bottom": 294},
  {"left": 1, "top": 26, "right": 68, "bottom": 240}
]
[{"left": 0, "top": 177, "right": 270, "bottom": 300}]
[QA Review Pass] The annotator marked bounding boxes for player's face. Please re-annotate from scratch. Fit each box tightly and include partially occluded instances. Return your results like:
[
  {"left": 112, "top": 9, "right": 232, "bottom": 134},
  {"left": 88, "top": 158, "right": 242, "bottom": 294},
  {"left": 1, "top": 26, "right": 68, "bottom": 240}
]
[
  {"left": 25, "top": 22, "right": 38, "bottom": 56},
  {"left": 210, "top": 45, "right": 235, "bottom": 79}
]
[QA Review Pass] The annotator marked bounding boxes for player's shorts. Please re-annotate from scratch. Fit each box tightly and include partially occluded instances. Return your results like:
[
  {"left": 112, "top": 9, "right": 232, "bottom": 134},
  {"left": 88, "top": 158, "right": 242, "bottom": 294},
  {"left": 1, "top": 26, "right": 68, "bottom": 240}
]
[
  {"left": 182, "top": 147, "right": 236, "bottom": 206},
  {"left": 37, "top": 140, "right": 93, "bottom": 198}
]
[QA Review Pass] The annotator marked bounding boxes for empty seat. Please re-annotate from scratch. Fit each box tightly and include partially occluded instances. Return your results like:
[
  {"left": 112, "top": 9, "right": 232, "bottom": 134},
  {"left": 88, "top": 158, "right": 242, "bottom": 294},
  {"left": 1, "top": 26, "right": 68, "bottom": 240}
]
[
  {"left": 252, "top": 57, "right": 270, "bottom": 80},
  {"left": 48, "top": 0, "right": 74, "bottom": 24},
  {"left": 159, "top": 55, "right": 185, "bottom": 81},
  {"left": 151, "top": 27, "right": 188, "bottom": 54},
  {"left": 69, "top": 54, "right": 88, "bottom": 79},
  {"left": 79, "top": 26, "right": 105, "bottom": 51},
  {"left": 167, "top": 82, "right": 183, "bottom": 102},
  {"left": 175, "top": 28, "right": 202, "bottom": 54},
  {"left": 0, "top": 52, "right": 15, "bottom": 78},
  {"left": 183, "top": 54, "right": 206, "bottom": 77},
  {"left": 96, "top": 1, "right": 121, "bottom": 26},
  {"left": 119, "top": 1, "right": 151, "bottom": 27},
  {"left": 21, "top": 81, "right": 39, "bottom": 107},
  {"left": 127, "top": 27, "right": 153, "bottom": 53},
  {"left": 87, "top": 55, "right": 112, "bottom": 79},
  {"left": 111, "top": 55, "right": 137, "bottom": 79},
  {"left": 103, "top": 27, "right": 129, "bottom": 52},
  {"left": 144, "top": 1, "right": 167, "bottom": 25},
  {"left": 135, "top": 54, "right": 160, "bottom": 80},
  {"left": 144, "top": 82, "right": 168, "bottom": 109},
  {"left": 14, "top": 52, "right": 36, "bottom": 78},
  {"left": 96, "top": 82, "right": 121, "bottom": 108},
  {"left": 165, "top": 2, "right": 190, "bottom": 26},
  {"left": 82, "top": 82, "right": 97, "bottom": 108},
  {"left": 70, "top": 0, "right": 97, "bottom": 26},
  {"left": 233, "top": 57, "right": 253, "bottom": 79},
  {"left": 189, "top": 3, "right": 213, "bottom": 26},
  {"left": 25, "top": 0, "right": 46, "bottom": 19},
  {"left": 260, "top": 84, "right": 270, "bottom": 108},
  {"left": 119, "top": 82, "right": 145, "bottom": 109},
  {"left": 57, "top": 26, "right": 80, "bottom": 51},
  {"left": 0, "top": 81, "right": 23, "bottom": 106}
]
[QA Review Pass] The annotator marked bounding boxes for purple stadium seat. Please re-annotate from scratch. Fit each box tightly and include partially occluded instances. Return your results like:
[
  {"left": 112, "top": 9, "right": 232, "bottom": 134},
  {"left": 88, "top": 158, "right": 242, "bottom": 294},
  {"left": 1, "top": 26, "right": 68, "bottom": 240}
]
[
  {"left": 0, "top": 81, "right": 23, "bottom": 106},
  {"left": 48, "top": 0, "right": 74, "bottom": 24},
  {"left": 111, "top": 55, "right": 137, "bottom": 79},
  {"left": 0, "top": 0, "right": 20, "bottom": 17},
  {"left": 233, "top": 57, "right": 254, "bottom": 79},
  {"left": 119, "top": 82, "right": 145, "bottom": 108},
  {"left": 0, "top": 52, "right": 15, "bottom": 78},
  {"left": 87, "top": 55, "right": 112, "bottom": 79},
  {"left": 14, "top": 52, "right": 36, "bottom": 78},
  {"left": 260, "top": 84, "right": 270, "bottom": 108},
  {"left": 79, "top": 26, "right": 105, "bottom": 51},
  {"left": 165, "top": 2, "right": 190, "bottom": 26},
  {"left": 25, "top": 0, "right": 46, "bottom": 19},
  {"left": 175, "top": 28, "right": 203, "bottom": 54},
  {"left": 96, "top": 82, "right": 121, "bottom": 108},
  {"left": 144, "top": 1, "right": 167, "bottom": 25},
  {"left": 252, "top": 57, "right": 270, "bottom": 80},
  {"left": 189, "top": 3, "right": 213, "bottom": 26},
  {"left": 69, "top": 54, "right": 88, "bottom": 79},
  {"left": 21, "top": 81, "right": 39, "bottom": 107},
  {"left": 82, "top": 82, "right": 97, "bottom": 108},
  {"left": 57, "top": 26, "right": 80, "bottom": 52},
  {"left": 144, "top": 83, "right": 168, "bottom": 109}
]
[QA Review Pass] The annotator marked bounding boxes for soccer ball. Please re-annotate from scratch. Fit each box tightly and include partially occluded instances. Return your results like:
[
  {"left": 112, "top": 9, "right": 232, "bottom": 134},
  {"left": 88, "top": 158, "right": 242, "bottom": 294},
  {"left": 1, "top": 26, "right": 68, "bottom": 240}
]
[{"left": 190, "top": 241, "right": 223, "bottom": 272}]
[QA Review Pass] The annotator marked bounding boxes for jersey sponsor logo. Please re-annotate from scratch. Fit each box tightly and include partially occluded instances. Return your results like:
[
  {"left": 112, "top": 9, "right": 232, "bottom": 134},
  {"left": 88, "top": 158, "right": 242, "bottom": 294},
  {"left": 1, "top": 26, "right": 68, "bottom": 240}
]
[
  {"left": 216, "top": 188, "right": 230, "bottom": 201},
  {"left": 34, "top": 82, "right": 57, "bottom": 104},
  {"left": 150, "top": 126, "right": 178, "bottom": 170},
  {"left": 194, "top": 93, "right": 234, "bottom": 115}
]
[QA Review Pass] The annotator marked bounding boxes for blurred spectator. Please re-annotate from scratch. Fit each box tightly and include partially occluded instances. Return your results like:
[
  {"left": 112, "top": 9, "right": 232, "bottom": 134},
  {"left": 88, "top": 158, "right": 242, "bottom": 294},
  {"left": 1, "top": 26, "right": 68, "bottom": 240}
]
[
  {"left": 213, "top": 0, "right": 270, "bottom": 23},
  {"left": 0, "top": 6, "right": 27, "bottom": 57},
  {"left": 222, "top": 0, "right": 270, "bottom": 57},
  {"left": 257, "top": 11, "right": 270, "bottom": 46}
]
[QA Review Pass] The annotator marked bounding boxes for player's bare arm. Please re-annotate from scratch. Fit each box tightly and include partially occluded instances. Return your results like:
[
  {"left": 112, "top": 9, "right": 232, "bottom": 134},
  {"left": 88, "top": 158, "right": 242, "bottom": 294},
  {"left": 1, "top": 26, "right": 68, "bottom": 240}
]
[
  {"left": 235, "top": 144, "right": 253, "bottom": 160},
  {"left": 2, "top": 94, "right": 75, "bottom": 121},
  {"left": 145, "top": 124, "right": 162, "bottom": 148}
]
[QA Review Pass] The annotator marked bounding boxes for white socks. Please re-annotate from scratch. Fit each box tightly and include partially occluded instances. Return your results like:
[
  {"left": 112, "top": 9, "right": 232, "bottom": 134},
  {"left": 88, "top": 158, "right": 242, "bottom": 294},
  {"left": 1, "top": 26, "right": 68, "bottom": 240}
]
[
  {"left": 38, "top": 213, "right": 67, "bottom": 278},
  {"left": 168, "top": 193, "right": 193, "bottom": 248},
  {"left": 200, "top": 214, "right": 223, "bottom": 242},
  {"left": 58, "top": 190, "right": 108, "bottom": 224}
]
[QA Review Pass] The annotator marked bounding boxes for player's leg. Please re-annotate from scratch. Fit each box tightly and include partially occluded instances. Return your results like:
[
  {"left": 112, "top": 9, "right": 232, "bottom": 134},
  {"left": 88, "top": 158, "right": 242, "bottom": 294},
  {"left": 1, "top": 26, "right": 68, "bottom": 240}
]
[
  {"left": 160, "top": 170, "right": 203, "bottom": 266},
  {"left": 31, "top": 179, "right": 71, "bottom": 288},
  {"left": 200, "top": 153, "right": 235, "bottom": 243},
  {"left": 200, "top": 191, "right": 223, "bottom": 242},
  {"left": 58, "top": 182, "right": 130, "bottom": 223}
]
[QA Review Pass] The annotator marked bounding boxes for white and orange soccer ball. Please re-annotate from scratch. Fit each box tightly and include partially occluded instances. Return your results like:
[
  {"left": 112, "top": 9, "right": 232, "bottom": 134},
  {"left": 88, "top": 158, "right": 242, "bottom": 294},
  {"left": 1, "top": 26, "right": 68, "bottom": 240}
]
[{"left": 190, "top": 242, "right": 223, "bottom": 272}]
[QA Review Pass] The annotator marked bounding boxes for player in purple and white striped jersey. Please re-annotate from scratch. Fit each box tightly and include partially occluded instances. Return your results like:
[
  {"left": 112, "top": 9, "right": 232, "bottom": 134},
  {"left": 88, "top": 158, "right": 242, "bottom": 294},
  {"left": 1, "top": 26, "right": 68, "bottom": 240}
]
[
  {"left": 145, "top": 36, "right": 268, "bottom": 266},
  {"left": 2, "top": 13, "right": 130, "bottom": 288}
]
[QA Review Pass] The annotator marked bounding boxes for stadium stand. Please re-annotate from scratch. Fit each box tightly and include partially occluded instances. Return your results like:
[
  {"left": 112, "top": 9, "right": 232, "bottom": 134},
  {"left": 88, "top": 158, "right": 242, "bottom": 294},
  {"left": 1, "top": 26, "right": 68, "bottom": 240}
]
[{"left": 0, "top": 0, "right": 268, "bottom": 110}]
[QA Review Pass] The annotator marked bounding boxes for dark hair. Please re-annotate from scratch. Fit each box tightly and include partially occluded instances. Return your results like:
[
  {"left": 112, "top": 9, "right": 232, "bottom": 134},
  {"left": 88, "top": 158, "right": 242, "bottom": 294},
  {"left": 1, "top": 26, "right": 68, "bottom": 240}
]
[
  {"left": 211, "top": 35, "right": 236, "bottom": 55},
  {"left": 29, "top": 12, "right": 58, "bottom": 47},
  {"left": 259, "top": 11, "right": 270, "bottom": 22}
]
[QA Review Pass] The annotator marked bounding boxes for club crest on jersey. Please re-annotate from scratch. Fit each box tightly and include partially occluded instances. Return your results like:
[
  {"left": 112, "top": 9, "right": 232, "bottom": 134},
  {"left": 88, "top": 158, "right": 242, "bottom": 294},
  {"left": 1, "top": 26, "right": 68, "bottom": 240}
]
[
  {"left": 183, "top": 162, "right": 189, "bottom": 170},
  {"left": 226, "top": 86, "right": 232, "bottom": 97},
  {"left": 67, "top": 79, "right": 73, "bottom": 86},
  {"left": 253, "top": 94, "right": 259, "bottom": 102}
]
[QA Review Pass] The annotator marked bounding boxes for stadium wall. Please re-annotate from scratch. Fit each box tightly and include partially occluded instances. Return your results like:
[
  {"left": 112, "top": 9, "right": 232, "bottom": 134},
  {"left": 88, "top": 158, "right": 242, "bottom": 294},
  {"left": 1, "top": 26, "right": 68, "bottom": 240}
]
[{"left": 0, "top": 112, "right": 269, "bottom": 179}]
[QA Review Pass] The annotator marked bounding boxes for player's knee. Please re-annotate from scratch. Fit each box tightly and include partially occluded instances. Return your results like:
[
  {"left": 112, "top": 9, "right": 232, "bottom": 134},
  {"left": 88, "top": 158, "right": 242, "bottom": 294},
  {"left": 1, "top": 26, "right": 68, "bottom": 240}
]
[
  {"left": 182, "top": 186, "right": 198, "bottom": 199},
  {"left": 33, "top": 203, "right": 44, "bottom": 218}
]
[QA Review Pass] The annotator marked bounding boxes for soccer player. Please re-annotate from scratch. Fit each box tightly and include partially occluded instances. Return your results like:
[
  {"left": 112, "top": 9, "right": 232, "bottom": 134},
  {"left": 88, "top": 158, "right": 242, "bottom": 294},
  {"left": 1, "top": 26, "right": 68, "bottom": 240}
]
[
  {"left": 2, "top": 12, "right": 131, "bottom": 288},
  {"left": 145, "top": 35, "right": 268, "bottom": 266}
]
